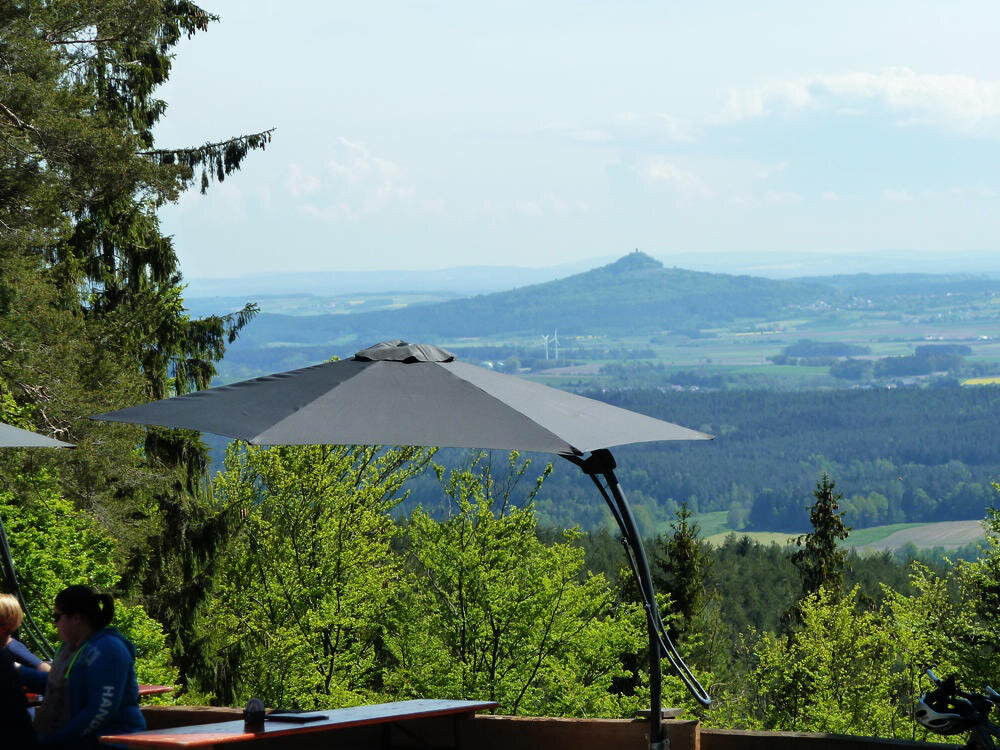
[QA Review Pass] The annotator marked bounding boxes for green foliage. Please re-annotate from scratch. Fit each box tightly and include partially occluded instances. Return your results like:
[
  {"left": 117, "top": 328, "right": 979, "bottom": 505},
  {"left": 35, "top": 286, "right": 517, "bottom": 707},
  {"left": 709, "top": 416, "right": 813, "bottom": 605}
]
[
  {"left": 724, "top": 587, "right": 906, "bottom": 735},
  {"left": 700, "top": 487, "right": 1000, "bottom": 738},
  {"left": 385, "top": 453, "right": 646, "bottom": 718},
  {"left": 0, "top": 470, "right": 175, "bottom": 685},
  {"left": 201, "top": 442, "right": 431, "bottom": 707},
  {"left": 706, "top": 557, "right": 986, "bottom": 740},
  {"left": 953, "top": 495, "right": 1000, "bottom": 678}
]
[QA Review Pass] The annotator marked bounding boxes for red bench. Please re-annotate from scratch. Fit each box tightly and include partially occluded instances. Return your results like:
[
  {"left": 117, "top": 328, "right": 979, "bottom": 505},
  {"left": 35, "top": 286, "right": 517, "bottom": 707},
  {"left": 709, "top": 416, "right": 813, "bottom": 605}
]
[
  {"left": 27, "top": 684, "right": 172, "bottom": 707},
  {"left": 100, "top": 698, "right": 498, "bottom": 748}
]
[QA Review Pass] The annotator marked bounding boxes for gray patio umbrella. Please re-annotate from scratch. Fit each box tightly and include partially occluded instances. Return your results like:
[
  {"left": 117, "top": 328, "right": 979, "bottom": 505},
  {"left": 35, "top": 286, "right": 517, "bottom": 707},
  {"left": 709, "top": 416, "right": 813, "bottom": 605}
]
[
  {"left": 0, "top": 420, "right": 74, "bottom": 660},
  {"left": 0, "top": 421, "right": 74, "bottom": 448},
  {"left": 94, "top": 340, "right": 713, "bottom": 747}
]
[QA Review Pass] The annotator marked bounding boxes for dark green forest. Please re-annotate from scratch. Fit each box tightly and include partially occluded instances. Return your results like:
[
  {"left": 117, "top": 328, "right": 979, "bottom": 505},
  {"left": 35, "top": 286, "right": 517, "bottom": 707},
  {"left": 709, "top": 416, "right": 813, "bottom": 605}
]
[{"left": 403, "top": 386, "right": 1000, "bottom": 533}]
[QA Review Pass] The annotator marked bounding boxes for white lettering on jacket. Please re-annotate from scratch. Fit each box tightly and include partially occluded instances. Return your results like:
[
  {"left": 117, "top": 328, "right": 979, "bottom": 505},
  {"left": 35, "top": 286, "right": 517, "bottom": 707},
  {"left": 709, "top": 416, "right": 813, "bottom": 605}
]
[{"left": 86, "top": 685, "right": 116, "bottom": 733}]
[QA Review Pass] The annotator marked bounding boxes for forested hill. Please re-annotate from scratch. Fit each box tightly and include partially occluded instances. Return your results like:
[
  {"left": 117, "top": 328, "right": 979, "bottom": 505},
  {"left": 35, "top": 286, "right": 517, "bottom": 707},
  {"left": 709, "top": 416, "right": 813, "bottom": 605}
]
[
  {"left": 235, "top": 252, "right": 834, "bottom": 345},
  {"left": 491, "top": 385, "right": 1000, "bottom": 533}
]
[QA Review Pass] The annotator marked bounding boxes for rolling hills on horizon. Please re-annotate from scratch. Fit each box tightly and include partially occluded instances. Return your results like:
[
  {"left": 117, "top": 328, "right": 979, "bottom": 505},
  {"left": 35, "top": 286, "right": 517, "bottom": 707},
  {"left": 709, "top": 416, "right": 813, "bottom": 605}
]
[{"left": 232, "top": 251, "right": 836, "bottom": 347}]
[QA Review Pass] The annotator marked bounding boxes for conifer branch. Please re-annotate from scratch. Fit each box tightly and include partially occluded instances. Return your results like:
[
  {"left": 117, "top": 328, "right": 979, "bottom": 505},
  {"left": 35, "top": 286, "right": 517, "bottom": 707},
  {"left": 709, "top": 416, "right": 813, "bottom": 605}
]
[
  {"left": 140, "top": 128, "right": 276, "bottom": 193},
  {"left": 46, "top": 35, "right": 131, "bottom": 46},
  {"left": 0, "top": 101, "right": 40, "bottom": 135}
]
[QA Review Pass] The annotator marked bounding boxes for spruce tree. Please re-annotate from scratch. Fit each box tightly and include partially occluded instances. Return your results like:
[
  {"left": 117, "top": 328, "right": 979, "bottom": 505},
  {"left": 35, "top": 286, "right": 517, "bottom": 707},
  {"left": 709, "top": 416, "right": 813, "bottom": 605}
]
[
  {"left": 1, "top": 0, "right": 272, "bottom": 687},
  {"left": 655, "top": 502, "right": 709, "bottom": 636},
  {"left": 791, "top": 474, "right": 851, "bottom": 600}
]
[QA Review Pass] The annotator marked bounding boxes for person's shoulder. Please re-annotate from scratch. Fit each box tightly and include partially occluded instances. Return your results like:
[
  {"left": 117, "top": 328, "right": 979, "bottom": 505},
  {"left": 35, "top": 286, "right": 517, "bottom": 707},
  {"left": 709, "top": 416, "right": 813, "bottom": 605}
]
[{"left": 83, "top": 629, "right": 134, "bottom": 663}]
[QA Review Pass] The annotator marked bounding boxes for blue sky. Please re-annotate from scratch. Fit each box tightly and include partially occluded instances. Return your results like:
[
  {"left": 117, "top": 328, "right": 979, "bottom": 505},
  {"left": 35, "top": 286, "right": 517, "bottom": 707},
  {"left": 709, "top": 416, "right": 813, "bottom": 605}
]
[{"left": 155, "top": 1, "right": 1000, "bottom": 277}]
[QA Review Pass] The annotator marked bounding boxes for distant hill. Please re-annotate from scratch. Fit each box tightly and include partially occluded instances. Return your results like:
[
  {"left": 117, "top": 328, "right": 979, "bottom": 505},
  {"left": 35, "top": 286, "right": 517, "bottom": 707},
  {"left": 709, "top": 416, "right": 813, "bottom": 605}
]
[
  {"left": 790, "top": 273, "right": 1000, "bottom": 301},
  {"left": 234, "top": 252, "right": 835, "bottom": 347}
]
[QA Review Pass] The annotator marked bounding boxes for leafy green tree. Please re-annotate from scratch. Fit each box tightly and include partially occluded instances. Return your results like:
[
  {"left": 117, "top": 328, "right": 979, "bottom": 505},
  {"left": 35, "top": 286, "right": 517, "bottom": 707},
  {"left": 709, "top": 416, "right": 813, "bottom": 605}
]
[
  {"left": 201, "top": 443, "right": 431, "bottom": 707},
  {"left": 0, "top": 470, "right": 175, "bottom": 686},
  {"left": 730, "top": 587, "right": 902, "bottom": 735},
  {"left": 954, "top": 487, "right": 1000, "bottom": 679},
  {"left": 385, "top": 453, "right": 646, "bottom": 718},
  {"left": 791, "top": 474, "right": 851, "bottom": 602}
]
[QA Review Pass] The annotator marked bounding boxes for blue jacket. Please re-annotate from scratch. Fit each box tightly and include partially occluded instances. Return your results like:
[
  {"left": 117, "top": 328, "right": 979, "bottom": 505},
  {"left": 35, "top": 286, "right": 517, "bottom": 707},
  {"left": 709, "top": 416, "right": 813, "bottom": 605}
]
[{"left": 23, "top": 628, "right": 146, "bottom": 742}]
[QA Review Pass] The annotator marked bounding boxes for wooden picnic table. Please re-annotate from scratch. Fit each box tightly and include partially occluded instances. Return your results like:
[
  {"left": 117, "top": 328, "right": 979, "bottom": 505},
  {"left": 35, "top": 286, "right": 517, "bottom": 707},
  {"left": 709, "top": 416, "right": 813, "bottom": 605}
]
[{"left": 100, "top": 698, "right": 498, "bottom": 748}]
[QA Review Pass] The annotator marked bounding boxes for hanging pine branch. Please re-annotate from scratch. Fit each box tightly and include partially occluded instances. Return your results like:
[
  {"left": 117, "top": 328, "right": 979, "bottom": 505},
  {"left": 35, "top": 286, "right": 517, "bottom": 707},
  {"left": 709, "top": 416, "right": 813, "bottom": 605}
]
[{"left": 142, "top": 128, "right": 276, "bottom": 193}]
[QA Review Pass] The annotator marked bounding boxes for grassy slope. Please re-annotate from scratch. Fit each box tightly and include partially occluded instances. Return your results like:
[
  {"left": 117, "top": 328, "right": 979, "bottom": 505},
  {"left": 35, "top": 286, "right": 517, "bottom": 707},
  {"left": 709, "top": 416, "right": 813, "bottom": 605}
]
[{"left": 697, "top": 516, "right": 985, "bottom": 551}]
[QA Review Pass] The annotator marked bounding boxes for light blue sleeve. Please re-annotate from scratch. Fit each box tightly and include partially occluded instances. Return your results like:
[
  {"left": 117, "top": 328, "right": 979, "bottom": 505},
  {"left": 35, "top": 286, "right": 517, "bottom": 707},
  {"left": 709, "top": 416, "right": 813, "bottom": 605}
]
[{"left": 6, "top": 637, "right": 43, "bottom": 668}]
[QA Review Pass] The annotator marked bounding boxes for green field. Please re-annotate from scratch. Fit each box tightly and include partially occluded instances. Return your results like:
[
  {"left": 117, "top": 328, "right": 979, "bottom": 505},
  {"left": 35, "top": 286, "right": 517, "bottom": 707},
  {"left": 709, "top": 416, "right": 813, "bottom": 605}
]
[{"left": 846, "top": 523, "right": 924, "bottom": 546}]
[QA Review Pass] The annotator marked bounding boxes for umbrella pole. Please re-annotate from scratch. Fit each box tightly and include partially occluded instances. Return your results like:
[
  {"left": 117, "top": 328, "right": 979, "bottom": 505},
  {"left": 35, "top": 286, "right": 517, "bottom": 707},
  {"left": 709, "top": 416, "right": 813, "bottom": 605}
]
[
  {"left": 602, "top": 462, "right": 668, "bottom": 750},
  {"left": 567, "top": 448, "right": 713, "bottom": 750},
  {"left": 567, "top": 449, "right": 667, "bottom": 750}
]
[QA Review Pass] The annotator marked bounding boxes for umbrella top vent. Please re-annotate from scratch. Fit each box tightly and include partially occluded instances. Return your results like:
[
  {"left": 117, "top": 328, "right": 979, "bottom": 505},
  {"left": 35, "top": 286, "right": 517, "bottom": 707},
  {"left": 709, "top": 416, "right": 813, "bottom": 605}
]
[{"left": 355, "top": 340, "right": 455, "bottom": 363}]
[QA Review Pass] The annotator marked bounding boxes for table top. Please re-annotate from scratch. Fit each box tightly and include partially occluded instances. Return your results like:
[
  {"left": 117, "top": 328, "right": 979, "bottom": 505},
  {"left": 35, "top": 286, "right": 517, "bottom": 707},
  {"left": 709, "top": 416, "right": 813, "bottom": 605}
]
[
  {"left": 139, "top": 685, "right": 175, "bottom": 697},
  {"left": 100, "top": 698, "right": 498, "bottom": 748}
]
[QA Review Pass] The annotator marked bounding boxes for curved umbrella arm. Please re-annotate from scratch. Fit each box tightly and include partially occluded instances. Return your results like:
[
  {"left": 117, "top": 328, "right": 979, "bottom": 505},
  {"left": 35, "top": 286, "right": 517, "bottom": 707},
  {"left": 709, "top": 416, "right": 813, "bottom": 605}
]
[
  {"left": 0, "top": 515, "right": 55, "bottom": 660},
  {"left": 563, "top": 450, "right": 712, "bottom": 722}
]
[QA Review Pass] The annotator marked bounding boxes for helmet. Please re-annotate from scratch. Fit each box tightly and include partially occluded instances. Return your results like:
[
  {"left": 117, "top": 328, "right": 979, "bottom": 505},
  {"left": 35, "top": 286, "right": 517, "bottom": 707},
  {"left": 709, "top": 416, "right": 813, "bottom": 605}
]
[{"left": 915, "top": 682, "right": 981, "bottom": 736}]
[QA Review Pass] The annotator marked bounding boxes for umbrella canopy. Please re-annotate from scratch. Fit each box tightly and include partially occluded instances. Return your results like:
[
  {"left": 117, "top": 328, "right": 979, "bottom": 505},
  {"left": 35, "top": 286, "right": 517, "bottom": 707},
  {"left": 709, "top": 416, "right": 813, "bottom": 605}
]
[
  {"left": 93, "top": 340, "right": 711, "bottom": 454},
  {"left": 92, "top": 340, "right": 715, "bottom": 735},
  {"left": 0, "top": 421, "right": 74, "bottom": 449}
]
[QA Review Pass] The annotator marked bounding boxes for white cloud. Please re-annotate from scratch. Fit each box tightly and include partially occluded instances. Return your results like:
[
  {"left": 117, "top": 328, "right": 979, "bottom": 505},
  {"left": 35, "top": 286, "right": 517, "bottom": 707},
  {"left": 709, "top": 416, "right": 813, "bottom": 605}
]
[
  {"left": 538, "top": 121, "right": 612, "bottom": 143},
  {"left": 721, "top": 67, "right": 1000, "bottom": 136},
  {"left": 612, "top": 112, "right": 698, "bottom": 143},
  {"left": 722, "top": 80, "right": 813, "bottom": 121},
  {"left": 291, "top": 138, "right": 417, "bottom": 222},
  {"left": 529, "top": 112, "right": 696, "bottom": 147},
  {"left": 881, "top": 185, "right": 998, "bottom": 203},
  {"left": 285, "top": 164, "right": 322, "bottom": 197},
  {"left": 946, "top": 185, "right": 997, "bottom": 199},
  {"left": 643, "top": 159, "right": 712, "bottom": 197},
  {"left": 883, "top": 189, "right": 914, "bottom": 203},
  {"left": 761, "top": 190, "right": 802, "bottom": 205},
  {"left": 757, "top": 161, "right": 788, "bottom": 180},
  {"left": 481, "top": 194, "right": 585, "bottom": 219},
  {"left": 821, "top": 190, "right": 841, "bottom": 201}
]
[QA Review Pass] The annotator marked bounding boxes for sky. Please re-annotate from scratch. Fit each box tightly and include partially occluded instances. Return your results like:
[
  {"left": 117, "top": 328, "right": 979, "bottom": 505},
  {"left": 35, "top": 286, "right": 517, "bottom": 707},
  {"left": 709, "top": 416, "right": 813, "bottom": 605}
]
[{"left": 155, "top": 1, "right": 1000, "bottom": 278}]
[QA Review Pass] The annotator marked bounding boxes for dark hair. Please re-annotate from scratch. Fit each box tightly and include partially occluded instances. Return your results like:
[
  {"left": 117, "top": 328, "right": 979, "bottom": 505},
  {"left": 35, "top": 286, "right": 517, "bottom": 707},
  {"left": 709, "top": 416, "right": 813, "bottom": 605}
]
[{"left": 54, "top": 585, "right": 114, "bottom": 629}]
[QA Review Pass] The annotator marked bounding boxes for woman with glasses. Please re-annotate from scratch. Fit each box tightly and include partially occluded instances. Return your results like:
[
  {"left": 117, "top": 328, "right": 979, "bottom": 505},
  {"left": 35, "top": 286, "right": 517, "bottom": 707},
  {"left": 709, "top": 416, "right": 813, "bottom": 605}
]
[{"left": 19, "top": 585, "right": 145, "bottom": 748}]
